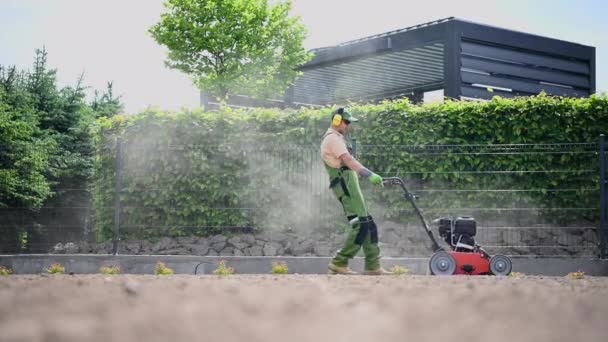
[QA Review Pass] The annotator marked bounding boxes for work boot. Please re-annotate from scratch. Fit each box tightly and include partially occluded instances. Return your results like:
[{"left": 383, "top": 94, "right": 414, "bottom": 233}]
[
  {"left": 328, "top": 263, "right": 357, "bottom": 275},
  {"left": 363, "top": 268, "right": 394, "bottom": 275}
]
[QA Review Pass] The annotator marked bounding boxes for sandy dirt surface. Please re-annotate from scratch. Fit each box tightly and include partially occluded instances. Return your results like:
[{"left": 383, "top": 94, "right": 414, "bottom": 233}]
[{"left": 1, "top": 274, "right": 607, "bottom": 342}]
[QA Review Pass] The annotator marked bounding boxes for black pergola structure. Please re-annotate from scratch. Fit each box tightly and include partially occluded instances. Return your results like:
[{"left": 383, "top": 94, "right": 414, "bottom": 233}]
[{"left": 208, "top": 17, "right": 596, "bottom": 108}]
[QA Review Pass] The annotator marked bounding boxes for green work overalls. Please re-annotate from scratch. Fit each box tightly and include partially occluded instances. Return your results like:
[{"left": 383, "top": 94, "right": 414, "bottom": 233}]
[{"left": 323, "top": 133, "right": 381, "bottom": 270}]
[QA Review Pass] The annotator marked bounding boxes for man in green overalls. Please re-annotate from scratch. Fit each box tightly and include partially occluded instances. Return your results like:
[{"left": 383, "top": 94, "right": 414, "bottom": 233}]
[{"left": 321, "top": 108, "right": 392, "bottom": 275}]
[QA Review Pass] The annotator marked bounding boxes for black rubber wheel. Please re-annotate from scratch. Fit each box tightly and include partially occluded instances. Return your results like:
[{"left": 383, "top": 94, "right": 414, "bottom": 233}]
[
  {"left": 429, "top": 252, "right": 457, "bottom": 275},
  {"left": 489, "top": 255, "right": 512, "bottom": 276}
]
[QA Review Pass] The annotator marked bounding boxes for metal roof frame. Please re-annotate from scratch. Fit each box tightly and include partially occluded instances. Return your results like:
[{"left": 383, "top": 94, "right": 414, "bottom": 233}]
[{"left": 204, "top": 17, "right": 596, "bottom": 108}]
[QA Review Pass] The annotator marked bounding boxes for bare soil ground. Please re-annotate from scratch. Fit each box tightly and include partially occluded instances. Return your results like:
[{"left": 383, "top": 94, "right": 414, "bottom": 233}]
[{"left": 1, "top": 274, "right": 607, "bottom": 342}]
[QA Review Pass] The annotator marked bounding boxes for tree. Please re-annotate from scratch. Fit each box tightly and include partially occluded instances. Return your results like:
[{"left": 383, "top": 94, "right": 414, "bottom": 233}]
[
  {"left": 149, "top": 0, "right": 312, "bottom": 101},
  {"left": 0, "top": 87, "right": 54, "bottom": 209},
  {"left": 0, "top": 48, "right": 124, "bottom": 252},
  {"left": 25, "top": 48, "right": 94, "bottom": 180},
  {"left": 92, "top": 82, "right": 123, "bottom": 119},
  {"left": 0, "top": 69, "right": 56, "bottom": 253}
]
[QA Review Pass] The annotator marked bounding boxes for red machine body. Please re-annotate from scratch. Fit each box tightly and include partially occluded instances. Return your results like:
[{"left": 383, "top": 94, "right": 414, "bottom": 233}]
[{"left": 449, "top": 251, "right": 490, "bottom": 275}]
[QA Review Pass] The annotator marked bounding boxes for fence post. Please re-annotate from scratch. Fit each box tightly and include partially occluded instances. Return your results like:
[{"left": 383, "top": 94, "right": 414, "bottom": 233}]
[
  {"left": 112, "top": 137, "right": 123, "bottom": 256},
  {"left": 599, "top": 134, "right": 606, "bottom": 259}
]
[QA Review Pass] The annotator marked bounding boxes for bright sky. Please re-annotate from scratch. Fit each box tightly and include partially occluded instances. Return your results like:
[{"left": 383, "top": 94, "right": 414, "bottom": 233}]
[{"left": 1, "top": 0, "right": 606, "bottom": 113}]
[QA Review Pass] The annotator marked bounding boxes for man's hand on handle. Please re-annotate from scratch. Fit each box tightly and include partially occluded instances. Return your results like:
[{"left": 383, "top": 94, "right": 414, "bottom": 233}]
[{"left": 368, "top": 172, "right": 383, "bottom": 186}]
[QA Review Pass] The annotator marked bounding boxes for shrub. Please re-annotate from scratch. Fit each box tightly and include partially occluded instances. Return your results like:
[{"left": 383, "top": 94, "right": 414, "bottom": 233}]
[
  {"left": 46, "top": 263, "right": 66, "bottom": 274},
  {"left": 0, "top": 266, "right": 12, "bottom": 276},
  {"left": 99, "top": 264, "right": 121, "bottom": 275},
  {"left": 92, "top": 95, "right": 608, "bottom": 241},
  {"left": 271, "top": 261, "right": 288, "bottom": 274},
  {"left": 567, "top": 270, "right": 585, "bottom": 279},
  {"left": 154, "top": 261, "right": 174, "bottom": 275},
  {"left": 390, "top": 265, "right": 409, "bottom": 275},
  {"left": 213, "top": 260, "right": 235, "bottom": 275}
]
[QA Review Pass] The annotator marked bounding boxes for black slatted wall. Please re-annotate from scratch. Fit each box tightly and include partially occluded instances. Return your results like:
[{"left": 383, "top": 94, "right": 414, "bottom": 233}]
[{"left": 459, "top": 39, "right": 592, "bottom": 100}]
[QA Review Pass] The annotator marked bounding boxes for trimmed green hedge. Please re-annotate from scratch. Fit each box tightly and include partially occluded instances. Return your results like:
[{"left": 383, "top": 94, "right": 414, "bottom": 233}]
[{"left": 92, "top": 94, "right": 608, "bottom": 241}]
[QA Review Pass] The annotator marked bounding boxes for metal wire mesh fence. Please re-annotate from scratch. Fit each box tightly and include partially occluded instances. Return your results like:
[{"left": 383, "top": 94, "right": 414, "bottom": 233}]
[
  {"left": 0, "top": 184, "right": 94, "bottom": 254},
  {"left": 109, "top": 142, "right": 343, "bottom": 242},
  {"left": 1, "top": 137, "right": 606, "bottom": 258},
  {"left": 359, "top": 141, "right": 602, "bottom": 257}
]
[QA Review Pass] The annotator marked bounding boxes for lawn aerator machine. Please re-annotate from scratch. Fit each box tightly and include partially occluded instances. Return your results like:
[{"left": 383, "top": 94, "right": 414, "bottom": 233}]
[{"left": 382, "top": 177, "right": 512, "bottom": 276}]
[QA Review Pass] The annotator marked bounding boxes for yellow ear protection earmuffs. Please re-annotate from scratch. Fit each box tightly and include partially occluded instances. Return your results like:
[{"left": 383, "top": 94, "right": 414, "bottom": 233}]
[{"left": 332, "top": 108, "right": 344, "bottom": 126}]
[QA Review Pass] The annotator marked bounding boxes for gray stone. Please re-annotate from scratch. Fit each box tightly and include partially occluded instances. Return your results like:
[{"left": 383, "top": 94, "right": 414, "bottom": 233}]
[
  {"left": 282, "top": 241, "right": 294, "bottom": 255},
  {"left": 396, "top": 241, "right": 412, "bottom": 250},
  {"left": 380, "top": 231, "right": 401, "bottom": 244},
  {"left": 206, "top": 249, "right": 219, "bottom": 256},
  {"left": 255, "top": 231, "right": 273, "bottom": 242},
  {"left": 176, "top": 236, "right": 198, "bottom": 244},
  {"left": 97, "top": 242, "right": 112, "bottom": 254},
  {"left": 159, "top": 247, "right": 189, "bottom": 255},
  {"left": 331, "top": 234, "right": 346, "bottom": 246},
  {"left": 545, "top": 247, "right": 565, "bottom": 256},
  {"left": 381, "top": 247, "right": 402, "bottom": 257},
  {"left": 232, "top": 242, "right": 250, "bottom": 250},
  {"left": 151, "top": 242, "right": 162, "bottom": 253},
  {"left": 139, "top": 241, "right": 152, "bottom": 254},
  {"left": 257, "top": 231, "right": 289, "bottom": 243},
  {"left": 53, "top": 243, "right": 65, "bottom": 254},
  {"left": 241, "top": 234, "right": 256, "bottom": 244},
  {"left": 313, "top": 245, "right": 333, "bottom": 256},
  {"left": 211, "top": 242, "right": 226, "bottom": 252},
  {"left": 263, "top": 242, "right": 282, "bottom": 256},
  {"left": 410, "top": 246, "right": 431, "bottom": 257},
  {"left": 556, "top": 234, "right": 571, "bottom": 247},
  {"left": 247, "top": 246, "right": 263, "bottom": 256},
  {"left": 227, "top": 237, "right": 250, "bottom": 250},
  {"left": 219, "top": 247, "right": 235, "bottom": 256},
  {"left": 188, "top": 243, "right": 209, "bottom": 255},
  {"left": 583, "top": 229, "right": 598, "bottom": 244},
  {"left": 510, "top": 230, "right": 523, "bottom": 245},
  {"left": 406, "top": 234, "right": 424, "bottom": 245},
  {"left": 77, "top": 242, "right": 91, "bottom": 253},
  {"left": 233, "top": 249, "right": 245, "bottom": 256},
  {"left": 209, "top": 235, "right": 227, "bottom": 244},
  {"left": 569, "top": 234, "right": 584, "bottom": 247},
  {"left": 162, "top": 244, "right": 182, "bottom": 251},
  {"left": 227, "top": 236, "right": 241, "bottom": 245},
  {"left": 310, "top": 231, "right": 327, "bottom": 242},
  {"left": 124, "top": 242, "right": 141, "bottom": 254},
  {"left": 508, "top": 246, "right": 526, "bottom": 256},
  {"left": 296, "top": 236, "right": 311, "bottom": 244},
  {"left": 292, "top": 239, "right": 314, "bottom": 254},
  {"left": 89, "top": 243, "right": 101, "bottom": 254},
  {"left": 381, "top": 221, "right": 404, "bottom": 231},
  {"left": 158, "top": 237, "right": 174, "bottom": 250}
]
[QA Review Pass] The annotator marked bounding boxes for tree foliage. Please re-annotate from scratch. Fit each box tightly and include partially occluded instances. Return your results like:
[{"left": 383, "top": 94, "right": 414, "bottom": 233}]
[
  {"left": 92, "top": 82, "right": 123, "bottom": 119},
  {"left": 0, "top": 84, "right": 55, "bottom": 209},
  {"left": 149, "top": 0, "right": 312, "bottom": 100},
  {"left": 0, "top": 48, "right": 123, "bottom": 252}
]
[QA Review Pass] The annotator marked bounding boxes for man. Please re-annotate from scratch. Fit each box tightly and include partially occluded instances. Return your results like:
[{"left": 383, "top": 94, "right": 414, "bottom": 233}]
[{"left": 321, "top": 108, "right": 392, "bottom": 275}]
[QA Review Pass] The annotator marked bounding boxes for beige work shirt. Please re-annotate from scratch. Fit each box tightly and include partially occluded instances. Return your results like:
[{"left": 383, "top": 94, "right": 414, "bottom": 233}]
[{"left": 320, "top": 127, "right": 349, "bottom": 168}]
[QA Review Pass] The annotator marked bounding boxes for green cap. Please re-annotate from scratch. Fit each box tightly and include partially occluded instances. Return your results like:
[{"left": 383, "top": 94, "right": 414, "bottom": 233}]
[{"left": 335, "top": 107, "right": 358, "bottom": 122}]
